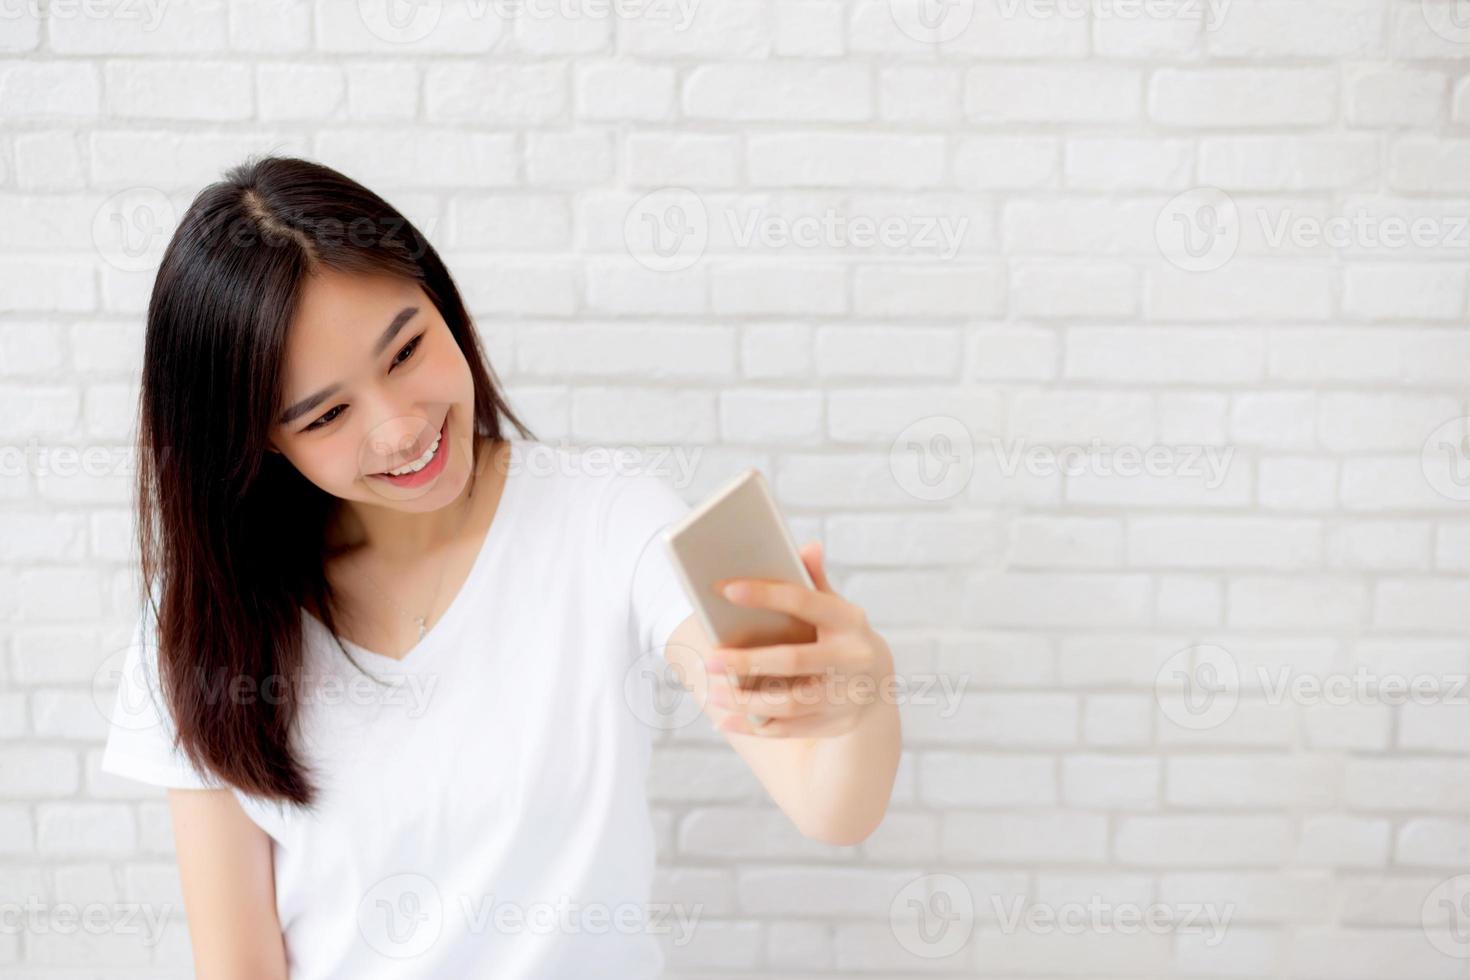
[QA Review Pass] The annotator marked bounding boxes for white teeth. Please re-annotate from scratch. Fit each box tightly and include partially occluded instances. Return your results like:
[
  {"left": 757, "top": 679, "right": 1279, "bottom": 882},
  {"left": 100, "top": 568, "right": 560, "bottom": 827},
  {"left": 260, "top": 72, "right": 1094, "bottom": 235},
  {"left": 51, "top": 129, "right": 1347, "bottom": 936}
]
[{"left": 384, "top": 432, "right": 441, "bottom": 476}]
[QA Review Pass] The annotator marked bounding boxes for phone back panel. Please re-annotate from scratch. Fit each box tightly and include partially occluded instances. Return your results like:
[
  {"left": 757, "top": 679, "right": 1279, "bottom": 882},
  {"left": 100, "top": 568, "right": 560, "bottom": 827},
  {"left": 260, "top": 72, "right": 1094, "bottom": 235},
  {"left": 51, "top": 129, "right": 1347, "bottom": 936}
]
[{"left": 662, "top": 469, "right": 817, "bottom": 648}]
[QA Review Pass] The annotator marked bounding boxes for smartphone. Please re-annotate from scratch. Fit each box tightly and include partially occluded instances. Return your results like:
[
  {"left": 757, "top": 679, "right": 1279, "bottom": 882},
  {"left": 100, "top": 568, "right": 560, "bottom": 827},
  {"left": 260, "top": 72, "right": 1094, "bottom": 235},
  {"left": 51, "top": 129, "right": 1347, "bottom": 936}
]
[{"left": 661, "top": 468, "right": 818, "bottom": 649}]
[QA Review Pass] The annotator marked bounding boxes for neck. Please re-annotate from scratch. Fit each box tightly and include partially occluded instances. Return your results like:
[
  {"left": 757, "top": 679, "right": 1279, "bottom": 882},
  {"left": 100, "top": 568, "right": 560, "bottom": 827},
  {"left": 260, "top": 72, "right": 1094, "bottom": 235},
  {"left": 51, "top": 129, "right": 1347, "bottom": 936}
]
[{"left": 329, "top": 436, "right": 499, "bottom": 562}]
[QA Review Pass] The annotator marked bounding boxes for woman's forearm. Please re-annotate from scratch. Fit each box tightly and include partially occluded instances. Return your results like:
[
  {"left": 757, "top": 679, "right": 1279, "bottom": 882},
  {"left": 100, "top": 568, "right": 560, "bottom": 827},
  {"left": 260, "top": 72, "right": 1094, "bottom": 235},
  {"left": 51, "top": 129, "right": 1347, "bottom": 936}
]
[{"left": 795, "top": 649, "right": 903, "bottom": 846}]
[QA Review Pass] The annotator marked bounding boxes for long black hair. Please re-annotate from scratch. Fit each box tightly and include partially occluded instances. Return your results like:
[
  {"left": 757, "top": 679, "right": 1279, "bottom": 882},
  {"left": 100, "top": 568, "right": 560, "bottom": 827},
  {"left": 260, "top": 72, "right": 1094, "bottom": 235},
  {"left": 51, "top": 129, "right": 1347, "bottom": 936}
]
[{"left": 135, "top": 154, "right": 533, "bottom": 806}]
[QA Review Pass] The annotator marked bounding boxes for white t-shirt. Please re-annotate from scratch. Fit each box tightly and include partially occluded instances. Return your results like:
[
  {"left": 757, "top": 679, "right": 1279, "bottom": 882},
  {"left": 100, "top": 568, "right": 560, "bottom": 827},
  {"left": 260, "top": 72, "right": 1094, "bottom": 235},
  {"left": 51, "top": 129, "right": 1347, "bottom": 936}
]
[{"left": 100, "top": 438, "right": 699, "bottom": 980}]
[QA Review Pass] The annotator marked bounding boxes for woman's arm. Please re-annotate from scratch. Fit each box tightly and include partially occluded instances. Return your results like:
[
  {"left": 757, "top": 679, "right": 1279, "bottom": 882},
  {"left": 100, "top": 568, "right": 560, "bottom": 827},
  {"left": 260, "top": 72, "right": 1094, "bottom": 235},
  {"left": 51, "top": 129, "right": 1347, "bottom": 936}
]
[{"left": 166, "top": 787, "right": 288, "bottom": 980}]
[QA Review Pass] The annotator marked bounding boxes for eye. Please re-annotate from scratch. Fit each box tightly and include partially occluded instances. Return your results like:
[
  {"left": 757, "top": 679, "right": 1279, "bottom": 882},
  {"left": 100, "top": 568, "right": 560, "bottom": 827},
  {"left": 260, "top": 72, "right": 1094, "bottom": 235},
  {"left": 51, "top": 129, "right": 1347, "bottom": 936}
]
[
  {"left": 304, "top": 404, "right": 345, "bottom": 432},
  {"left": 299, "top": 333, "right": 424, "bottom": 434},
  {"left": 391, "top": 333, "right": 424, "bottom": 369}
]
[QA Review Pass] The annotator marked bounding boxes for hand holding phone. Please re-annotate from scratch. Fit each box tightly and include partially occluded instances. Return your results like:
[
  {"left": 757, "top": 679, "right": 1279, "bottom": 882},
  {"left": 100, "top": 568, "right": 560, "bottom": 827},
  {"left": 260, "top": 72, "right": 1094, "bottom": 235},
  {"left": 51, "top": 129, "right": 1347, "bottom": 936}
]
[{"left": 661, "top": 468, "right": 898, "bottom": 741}]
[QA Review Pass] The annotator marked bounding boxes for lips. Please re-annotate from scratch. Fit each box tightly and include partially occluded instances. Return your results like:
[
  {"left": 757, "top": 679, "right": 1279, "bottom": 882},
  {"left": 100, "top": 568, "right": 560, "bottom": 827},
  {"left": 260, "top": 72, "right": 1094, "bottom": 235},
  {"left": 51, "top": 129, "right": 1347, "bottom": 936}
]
[{"left": 372, "top": 418, "right": 446, "bottom": 477}]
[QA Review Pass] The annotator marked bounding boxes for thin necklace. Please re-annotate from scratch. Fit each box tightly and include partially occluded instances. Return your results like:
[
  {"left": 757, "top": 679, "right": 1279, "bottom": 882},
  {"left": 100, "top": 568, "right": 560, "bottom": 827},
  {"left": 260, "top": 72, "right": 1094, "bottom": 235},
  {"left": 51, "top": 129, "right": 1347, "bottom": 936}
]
[{"left": 354, "top": 485, "right": 479, "bottom": 643}]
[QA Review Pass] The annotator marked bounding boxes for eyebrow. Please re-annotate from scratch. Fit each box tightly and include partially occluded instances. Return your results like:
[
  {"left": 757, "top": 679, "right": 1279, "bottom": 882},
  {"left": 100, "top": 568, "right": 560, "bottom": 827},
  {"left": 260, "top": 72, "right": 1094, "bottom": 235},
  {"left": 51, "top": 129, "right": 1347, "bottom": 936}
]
[{"left": 276, "top": 306, "right": 420, "bottom": 427}]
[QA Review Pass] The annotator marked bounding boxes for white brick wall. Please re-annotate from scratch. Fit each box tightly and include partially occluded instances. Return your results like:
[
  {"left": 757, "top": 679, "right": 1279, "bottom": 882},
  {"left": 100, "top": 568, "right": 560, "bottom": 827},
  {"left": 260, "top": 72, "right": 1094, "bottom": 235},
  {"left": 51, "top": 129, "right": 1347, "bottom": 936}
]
[{"left": 1, "top": 0, "right": 1468, "bottom": 976}]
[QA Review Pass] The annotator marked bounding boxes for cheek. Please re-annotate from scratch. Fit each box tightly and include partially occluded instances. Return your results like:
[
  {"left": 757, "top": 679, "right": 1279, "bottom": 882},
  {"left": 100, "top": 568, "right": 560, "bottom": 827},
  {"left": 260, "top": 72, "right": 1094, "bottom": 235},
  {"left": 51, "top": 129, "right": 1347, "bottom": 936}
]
[
  {"left": 426, "top": 332, "right": 474, "bottom": 395},
  {"left": 422, "top": 356, "right": 461, "bottom": 392},
  {"left": 290, "top": 438, "right": 368, "bottom": 491}
]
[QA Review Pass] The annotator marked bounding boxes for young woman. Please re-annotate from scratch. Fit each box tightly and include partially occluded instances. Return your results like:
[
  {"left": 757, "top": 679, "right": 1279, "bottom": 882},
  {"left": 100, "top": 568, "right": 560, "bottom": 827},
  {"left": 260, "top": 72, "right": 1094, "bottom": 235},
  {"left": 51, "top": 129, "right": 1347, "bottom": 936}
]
[{"left": 100, "top": 155, "right": 901, "bottom": 979}]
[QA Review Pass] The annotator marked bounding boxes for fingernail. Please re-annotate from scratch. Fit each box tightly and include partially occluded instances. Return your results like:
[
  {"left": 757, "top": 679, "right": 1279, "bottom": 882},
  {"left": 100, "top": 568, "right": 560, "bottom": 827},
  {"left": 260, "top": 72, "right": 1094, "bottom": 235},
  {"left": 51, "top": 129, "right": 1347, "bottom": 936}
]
[{"left": 722, "top": 582, "right": 747, "bottom": 601}]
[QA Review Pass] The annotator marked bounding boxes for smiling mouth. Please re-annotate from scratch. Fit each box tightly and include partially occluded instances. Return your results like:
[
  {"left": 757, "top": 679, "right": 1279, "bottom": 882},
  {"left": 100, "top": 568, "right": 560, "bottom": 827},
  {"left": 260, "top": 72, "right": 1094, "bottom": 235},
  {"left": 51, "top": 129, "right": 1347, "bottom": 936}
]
[{"left": 372, "top": 418, "right": 447, "bottom": 477}]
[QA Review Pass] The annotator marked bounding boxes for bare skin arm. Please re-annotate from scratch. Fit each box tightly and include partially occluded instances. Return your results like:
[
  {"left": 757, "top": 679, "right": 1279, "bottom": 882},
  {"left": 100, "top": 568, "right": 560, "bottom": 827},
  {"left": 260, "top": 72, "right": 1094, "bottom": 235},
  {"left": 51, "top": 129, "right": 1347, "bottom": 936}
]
[{"left": 166, "top": 787, "right": 288, "bottom": 980}]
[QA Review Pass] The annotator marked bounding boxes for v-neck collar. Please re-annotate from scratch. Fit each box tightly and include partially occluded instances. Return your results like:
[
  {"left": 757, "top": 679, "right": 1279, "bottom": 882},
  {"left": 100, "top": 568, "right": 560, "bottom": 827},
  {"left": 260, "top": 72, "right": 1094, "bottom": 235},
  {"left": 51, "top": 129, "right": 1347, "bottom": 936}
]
[{"left": 307, "top": 438, "right": 523, "bottom": 671}]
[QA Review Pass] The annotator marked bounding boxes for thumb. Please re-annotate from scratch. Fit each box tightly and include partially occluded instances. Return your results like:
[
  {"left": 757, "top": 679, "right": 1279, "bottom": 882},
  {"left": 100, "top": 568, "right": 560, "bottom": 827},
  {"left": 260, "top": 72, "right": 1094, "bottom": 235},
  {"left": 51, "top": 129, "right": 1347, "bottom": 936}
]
[{"left": 799, "top": 539, "right": 836, "bottom": 595}]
